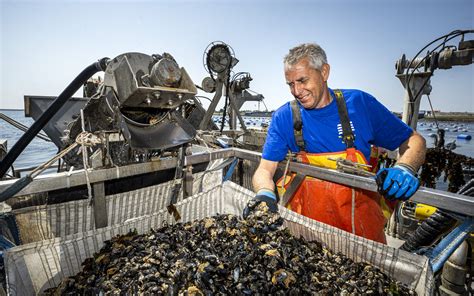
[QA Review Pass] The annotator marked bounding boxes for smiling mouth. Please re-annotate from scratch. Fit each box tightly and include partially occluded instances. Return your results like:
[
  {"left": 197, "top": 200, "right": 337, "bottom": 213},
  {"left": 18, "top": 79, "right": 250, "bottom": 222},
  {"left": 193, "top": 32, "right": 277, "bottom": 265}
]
[{"left": 298, "top": 94, "right": 310, "bottom": 102}]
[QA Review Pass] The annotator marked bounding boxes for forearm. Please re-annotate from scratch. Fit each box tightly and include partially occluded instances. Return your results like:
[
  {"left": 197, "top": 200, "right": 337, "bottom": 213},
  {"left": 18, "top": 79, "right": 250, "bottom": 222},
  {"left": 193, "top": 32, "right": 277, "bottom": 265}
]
[
  {"left": 252, "top": 169, "right": 275, "bottom": 192},
  {"left": 252, "top": 159, "right": 278, "bottom": 192},
  {"left": 244, "top": 161, "right": 280, "bottom": 217},
  {"left": 397, "top": 131, "right": 426, "bottom": 172}
]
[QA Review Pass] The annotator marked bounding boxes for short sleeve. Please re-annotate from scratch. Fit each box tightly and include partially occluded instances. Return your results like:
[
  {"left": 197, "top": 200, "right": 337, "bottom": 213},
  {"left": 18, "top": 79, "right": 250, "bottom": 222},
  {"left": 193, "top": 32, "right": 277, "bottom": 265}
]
[
  {"left": 363, "top": 93, "right": 413, "bottom": 150},
  {"left": 262, "top": 108, "right": 291, "bottom": 162}
]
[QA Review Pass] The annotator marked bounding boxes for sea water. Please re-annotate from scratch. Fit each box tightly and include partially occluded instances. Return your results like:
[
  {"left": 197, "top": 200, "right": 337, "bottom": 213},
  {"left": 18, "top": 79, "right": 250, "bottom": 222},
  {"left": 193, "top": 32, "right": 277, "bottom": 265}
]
[
  {"left": 0, "top": 110, "right": 58, "bottom": 173},
  {"left": 1, "top": 110, "right": 473, "bottom": 172}
]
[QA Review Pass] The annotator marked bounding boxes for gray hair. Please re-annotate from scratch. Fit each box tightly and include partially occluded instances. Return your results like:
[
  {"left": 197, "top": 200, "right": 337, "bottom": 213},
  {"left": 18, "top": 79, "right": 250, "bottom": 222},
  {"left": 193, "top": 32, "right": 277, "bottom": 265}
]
[{"left": 284, "top": 43, "right": 328, "bottom": 70}]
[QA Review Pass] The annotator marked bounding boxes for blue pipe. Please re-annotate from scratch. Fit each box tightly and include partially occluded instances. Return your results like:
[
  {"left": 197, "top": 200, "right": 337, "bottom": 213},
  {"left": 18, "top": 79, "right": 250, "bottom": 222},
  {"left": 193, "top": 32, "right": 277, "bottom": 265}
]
[
  {"left": 428, "top": 217, "right": 473, "bottom": 273},
  {"left": 223, "top": 158, "right": 238, "bottom": 182}
]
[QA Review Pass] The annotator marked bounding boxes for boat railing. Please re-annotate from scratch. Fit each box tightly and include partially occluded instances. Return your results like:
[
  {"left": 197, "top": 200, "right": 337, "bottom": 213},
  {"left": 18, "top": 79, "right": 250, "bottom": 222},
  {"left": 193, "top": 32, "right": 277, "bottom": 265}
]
[{"left": 1, "top": 147, "right": 472, "bottom": 218}]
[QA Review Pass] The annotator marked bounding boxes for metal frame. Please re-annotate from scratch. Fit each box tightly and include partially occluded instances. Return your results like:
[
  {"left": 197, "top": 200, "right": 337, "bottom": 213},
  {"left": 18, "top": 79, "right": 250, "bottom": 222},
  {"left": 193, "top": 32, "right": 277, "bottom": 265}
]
[
  {"left": 191, "top": 148, "right": 474, "bottom": 217},
  {"left": 427, "top": 217, "right": 473, "bottom": 273},
  {"left": 1, "top": 147, "right": 472, "bottom": 217},
  {"left": 0, "top": 158, "right": 178, "bottom": 197}
]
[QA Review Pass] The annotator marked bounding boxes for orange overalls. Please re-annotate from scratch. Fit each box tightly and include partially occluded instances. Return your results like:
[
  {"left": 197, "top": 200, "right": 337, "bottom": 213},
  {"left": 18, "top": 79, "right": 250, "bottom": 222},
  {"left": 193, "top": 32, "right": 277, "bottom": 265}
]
[{"left": 277, "top": 90, "right": 394, "bottom": 244}]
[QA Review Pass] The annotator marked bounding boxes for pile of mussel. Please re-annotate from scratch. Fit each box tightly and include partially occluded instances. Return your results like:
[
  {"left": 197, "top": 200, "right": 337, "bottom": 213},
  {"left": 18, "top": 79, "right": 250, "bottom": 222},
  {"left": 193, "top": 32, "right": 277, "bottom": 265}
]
[
  {"left": 419, "top": 148, "right": 474, "bottom": 192},
  {"left": 44, "top": 204, "right": 415, "bottom": 295}
]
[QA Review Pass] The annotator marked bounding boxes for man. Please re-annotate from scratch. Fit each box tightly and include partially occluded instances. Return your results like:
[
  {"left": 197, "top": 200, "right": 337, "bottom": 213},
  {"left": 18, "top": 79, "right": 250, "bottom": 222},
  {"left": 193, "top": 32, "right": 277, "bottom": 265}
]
[{"left": 247, "top": 43, "right": 426, "bottom": 243}]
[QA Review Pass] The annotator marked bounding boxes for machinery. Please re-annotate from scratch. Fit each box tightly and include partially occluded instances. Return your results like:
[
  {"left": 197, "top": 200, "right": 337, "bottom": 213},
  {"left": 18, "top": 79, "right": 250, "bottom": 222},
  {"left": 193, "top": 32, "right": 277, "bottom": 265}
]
[
  {"left": 394, "top": 30, "right": 474, "bottom": 296},
  {"left": 0, "top": 51, "right": 221, "bottom": 209},
  {"left": 0, "top": 41, "right": 270, "bottom": 205},
  {"left": 31, "top": 52, "right": 199, "bottom": 169},
  {"left": 396, "top": 30, "right": 473, "bottom": 130},
  {"left": 199, "top": 41, "right": 265, "bottom": 133},
  {"left": 0, "top": 42, "right": 266, "bottom": 179}
]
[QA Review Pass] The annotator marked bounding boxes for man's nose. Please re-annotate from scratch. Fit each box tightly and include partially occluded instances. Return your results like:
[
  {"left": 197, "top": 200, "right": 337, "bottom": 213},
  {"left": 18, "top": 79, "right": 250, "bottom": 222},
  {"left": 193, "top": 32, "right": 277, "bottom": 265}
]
[{"left": 293, "top": 83, "right": 302, "bottom": 96}]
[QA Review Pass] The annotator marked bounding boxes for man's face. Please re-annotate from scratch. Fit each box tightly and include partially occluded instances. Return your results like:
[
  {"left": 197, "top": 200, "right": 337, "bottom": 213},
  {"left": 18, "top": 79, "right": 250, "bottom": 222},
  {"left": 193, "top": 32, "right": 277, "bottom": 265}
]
[{"left": 284, "top": 58, "right": 330, "bottom": 109}]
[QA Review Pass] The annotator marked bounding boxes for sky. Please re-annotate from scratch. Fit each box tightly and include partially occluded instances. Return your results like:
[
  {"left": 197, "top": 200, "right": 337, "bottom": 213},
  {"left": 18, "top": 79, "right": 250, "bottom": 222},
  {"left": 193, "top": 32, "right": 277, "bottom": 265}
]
[{"left": 0, "top": 0, "right": 473, "bottom": 113}]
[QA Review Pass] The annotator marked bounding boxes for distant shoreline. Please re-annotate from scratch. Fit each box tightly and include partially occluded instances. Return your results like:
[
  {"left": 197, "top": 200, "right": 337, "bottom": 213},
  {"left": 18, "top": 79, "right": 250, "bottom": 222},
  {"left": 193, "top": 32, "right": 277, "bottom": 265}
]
[
  {"left": 392, "top": 111, "right": 474, "bottom": 122},
  {"left": 422, "top": 117, "right": 474, "bottom": 122},
  {"left": 423, "top": 113, "right": 474, "bottom": 122}
]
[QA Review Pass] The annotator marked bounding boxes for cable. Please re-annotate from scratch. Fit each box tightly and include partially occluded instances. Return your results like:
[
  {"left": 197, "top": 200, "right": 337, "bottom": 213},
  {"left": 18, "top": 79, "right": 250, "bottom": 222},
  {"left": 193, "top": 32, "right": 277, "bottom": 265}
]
[
  {"left": 220, "top": 72, "right": 231, "bottom": 132},
  {"left": 79, "top": 110, "right": 93, "bottom": 203},
  {"left": 405, "top": 30, "right": 456, "bottom": 98},
  {"left": 231, "top": 72, "right": 250, "bottom": 82},
  {"left": 221, "top": 62, "right": 232, "bottom": 132},
  {"left": 404, "top": 30, "right": 473, "bottom": 125},
  {"left": 405, "top": 30, "right": 468, "bottom": 84},
  {"left": 405, "top": 33, "right": 457, "bottom": 124},
  {"left": 0, "top": 58, "right": 109, "bottom": 178},
  {"left": 426, "top": 94, "right": 440, "bottom": 131},
  {"left": 261, "top": 100, "right": 269, "bottom": 112},
  {"left": 0, "top": 141, "right": 79, "bottom": 202},
  {"left": 406, "top": 75, "right": 432, "bottom": 126},
  {"left": 0, "top": 113, "right": 51, "bottom": 142},
  {"left": 194, "top": 96, "right": 212, "bottom": 103},
  {"left": 244, "top": 88, "right": 269, "bottom": 112},
  {"left": 405, "top": 30, "right": 473, "bottom": 99}
]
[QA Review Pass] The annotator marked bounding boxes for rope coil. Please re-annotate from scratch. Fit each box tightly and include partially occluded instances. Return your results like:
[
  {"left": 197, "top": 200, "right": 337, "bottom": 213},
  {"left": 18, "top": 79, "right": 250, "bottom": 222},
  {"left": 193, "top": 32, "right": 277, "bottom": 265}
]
[{"left": 75, "top": 132, "right": 101, "bottom": 147}]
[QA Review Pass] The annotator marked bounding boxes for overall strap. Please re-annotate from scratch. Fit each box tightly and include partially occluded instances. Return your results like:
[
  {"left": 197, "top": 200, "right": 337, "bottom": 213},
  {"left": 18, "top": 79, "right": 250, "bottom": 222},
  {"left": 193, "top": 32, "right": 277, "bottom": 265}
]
[
  {"left": 290, "top": 100, "right": 305, "bottom": 151},
  {"left": 333, "top": 89, "right": 355, "bottom": 149}
]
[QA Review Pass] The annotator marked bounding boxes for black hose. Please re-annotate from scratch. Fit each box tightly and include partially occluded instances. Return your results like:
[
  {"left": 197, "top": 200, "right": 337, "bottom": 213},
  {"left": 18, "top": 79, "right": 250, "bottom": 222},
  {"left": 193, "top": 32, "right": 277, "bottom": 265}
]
[
  {"left": 400, "top": 209, "right": 456, "bottom": 253},
  {"left": 0, "top": 176, "right": 33, "bottom": 202},
  {"left": 0, "top": 58, "right": 109, "bottom": 178},
  {"left": 398, "top": 180, "right": 473, "bottom": 253},
  {"left": 220, "top": 72, "right": 231, "bottom": 132},
  {"left": 399, "top": 168, "right": 472, "bottom": 253},
  {"left": 458, "top": 178, "right": 474, "bottom": 195}
]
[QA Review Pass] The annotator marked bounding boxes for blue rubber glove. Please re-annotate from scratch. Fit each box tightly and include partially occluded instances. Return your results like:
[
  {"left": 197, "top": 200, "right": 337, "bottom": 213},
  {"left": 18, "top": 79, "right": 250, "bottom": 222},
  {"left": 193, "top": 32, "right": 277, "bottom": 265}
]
[
  {"left": 376, "top": 164, "right": 420, "bottom": 201},
  {"left": 242, "top": 189, "right": 278, "bottom": 218}
]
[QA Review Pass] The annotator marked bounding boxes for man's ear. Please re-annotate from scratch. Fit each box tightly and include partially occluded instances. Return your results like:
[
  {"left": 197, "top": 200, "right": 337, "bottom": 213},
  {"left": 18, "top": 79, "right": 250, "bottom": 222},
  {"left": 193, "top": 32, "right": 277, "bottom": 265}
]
[{"left": 321, "top": 63, "right": 330, "bottom": 82}]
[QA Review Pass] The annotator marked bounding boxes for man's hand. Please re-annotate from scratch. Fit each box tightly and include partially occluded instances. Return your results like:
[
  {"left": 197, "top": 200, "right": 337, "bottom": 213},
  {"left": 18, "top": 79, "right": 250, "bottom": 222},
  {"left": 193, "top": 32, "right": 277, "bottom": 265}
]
[
  {"left": 243, "top": 189, "right": 278, "bottom": 218},
  {"left": 376, "top": 164, "right": 420, "bottom": 201}
]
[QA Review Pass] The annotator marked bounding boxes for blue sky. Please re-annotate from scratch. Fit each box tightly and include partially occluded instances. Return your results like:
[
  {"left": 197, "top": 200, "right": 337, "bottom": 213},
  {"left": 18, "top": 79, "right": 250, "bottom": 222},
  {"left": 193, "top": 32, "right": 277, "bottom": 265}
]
[{"left": 1, "top": 0, "right": 473, "bottom": 112}]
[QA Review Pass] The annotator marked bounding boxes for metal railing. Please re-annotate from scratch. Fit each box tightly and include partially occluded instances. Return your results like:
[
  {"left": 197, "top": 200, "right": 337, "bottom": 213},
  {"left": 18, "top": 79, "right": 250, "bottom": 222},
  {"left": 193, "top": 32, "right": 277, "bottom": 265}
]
[{"left": 0, "top": 147, "right": 472, "bottom": 217}]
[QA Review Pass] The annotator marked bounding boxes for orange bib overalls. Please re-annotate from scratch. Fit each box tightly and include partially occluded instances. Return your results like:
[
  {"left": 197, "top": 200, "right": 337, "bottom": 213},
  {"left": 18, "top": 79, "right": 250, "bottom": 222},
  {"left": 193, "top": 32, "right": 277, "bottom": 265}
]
[{"left": 278, "top": 90, "right": 392, "bottom": 244}]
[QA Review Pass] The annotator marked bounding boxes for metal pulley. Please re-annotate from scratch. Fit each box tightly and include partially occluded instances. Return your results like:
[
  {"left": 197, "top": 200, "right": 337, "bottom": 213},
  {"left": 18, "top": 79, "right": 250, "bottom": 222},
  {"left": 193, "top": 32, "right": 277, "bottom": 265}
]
[
  {"left": 201, "top": 76, "right": 216, "bottom": 93},
  {"left": 207, "top": 44, "right": 232, "bottom": 73},
  {"left": 203, "top": 41, "right": 239, "bottom": 76}
]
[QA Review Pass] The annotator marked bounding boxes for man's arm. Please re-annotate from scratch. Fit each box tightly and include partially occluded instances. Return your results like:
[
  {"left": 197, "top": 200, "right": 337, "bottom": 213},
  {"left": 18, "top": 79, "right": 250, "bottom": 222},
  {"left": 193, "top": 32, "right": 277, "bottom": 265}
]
[
  {"left": 242, "top": 159, "right": 280, "bottom": 217},
  {"left": 252, "top": 159, "right": 279, "bottom": 192},
  {"left": 396, "top": 131, "right": 426, "bottom": 172},
  {"left": 376, "top": 130, "right": 426, "bottom": 201}
]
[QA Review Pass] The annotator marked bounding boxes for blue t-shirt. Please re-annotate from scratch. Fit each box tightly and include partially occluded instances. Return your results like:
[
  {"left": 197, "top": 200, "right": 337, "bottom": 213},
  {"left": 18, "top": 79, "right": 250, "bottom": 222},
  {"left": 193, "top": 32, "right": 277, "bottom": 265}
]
[{"left": 262, "top": 88, "right": 413, "bottom": 162}]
